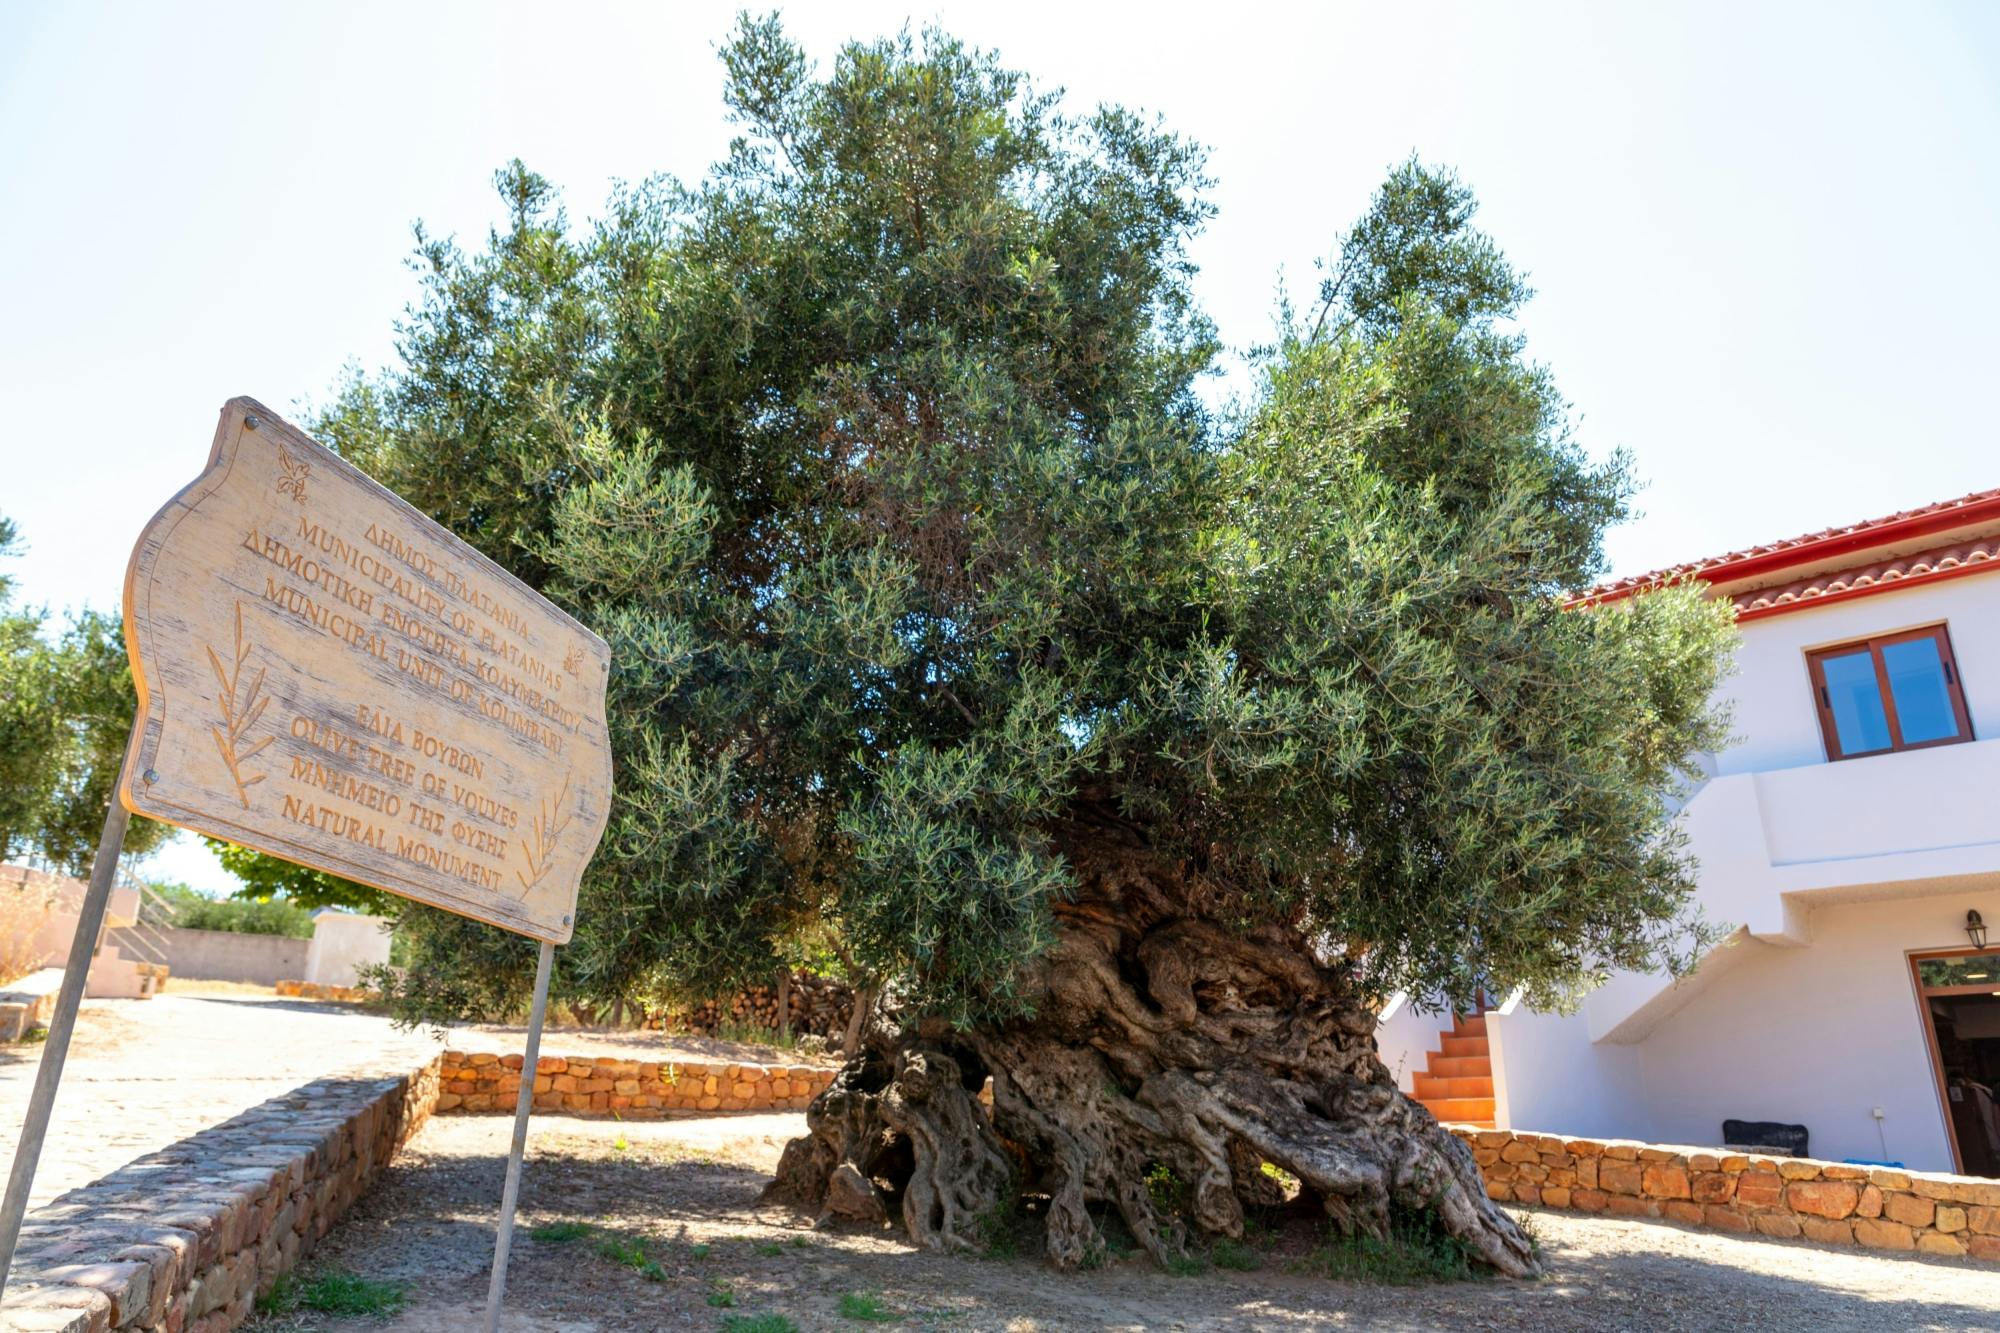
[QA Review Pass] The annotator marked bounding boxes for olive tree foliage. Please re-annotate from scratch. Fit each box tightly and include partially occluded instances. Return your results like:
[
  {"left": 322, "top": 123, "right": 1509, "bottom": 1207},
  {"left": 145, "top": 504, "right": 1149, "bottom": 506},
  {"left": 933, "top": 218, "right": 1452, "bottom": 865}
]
[
  {"left": 320, "top": 16, "right": 1732, "bottom": 1029},
  {"left": 202, "top": 837, "right": 395, "bottom": 914}
]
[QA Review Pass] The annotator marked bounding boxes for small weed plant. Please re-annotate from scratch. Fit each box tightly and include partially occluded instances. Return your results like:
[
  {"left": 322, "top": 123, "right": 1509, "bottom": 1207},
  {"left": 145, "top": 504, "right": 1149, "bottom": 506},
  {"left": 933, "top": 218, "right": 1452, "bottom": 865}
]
[
  {"left": 1510, "top": 1207, "right": 1546, "bottom": 1261},
  {"left": 257, "top": 1269, "right": 409, "bottom": 1317},
  {"left": 527, "top": 1220, "right": 671, "bottom": 1279},
  {"left": 975, "top": 1196, "right": 1025, "bottom": 1259},
  {"left": 708, "top": 1279, "right": 739, "bottom": 1308},
  {"left": 1143, "top": 1162, "right": 1190, "bottom": 1216},
  {"left": 1296, "top": 1204, "right": 1480, "bottom": 1285},
  {"left": 529, "top": 1220, "right": 593, "bottom": 1243},
  {"left": 1210, "top": 1237, "right": 1260, "bottom": 1271},
  {"left": 838, "top": 1291, "right": 901, "bottom": 1321},
  {"left": 593, "top": 1231, "right": 666, "bottom": 1281},
  {"left": 720, "top": 1317, "right": 798, "bottom": 1333}
]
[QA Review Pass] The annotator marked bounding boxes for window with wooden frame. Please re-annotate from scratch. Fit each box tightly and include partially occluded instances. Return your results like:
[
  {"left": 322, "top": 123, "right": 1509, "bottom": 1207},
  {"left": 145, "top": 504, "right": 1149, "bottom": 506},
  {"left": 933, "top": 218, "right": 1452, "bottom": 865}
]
[{"left": 1806, "top": 624, "right": 1973, "bottom": 761}]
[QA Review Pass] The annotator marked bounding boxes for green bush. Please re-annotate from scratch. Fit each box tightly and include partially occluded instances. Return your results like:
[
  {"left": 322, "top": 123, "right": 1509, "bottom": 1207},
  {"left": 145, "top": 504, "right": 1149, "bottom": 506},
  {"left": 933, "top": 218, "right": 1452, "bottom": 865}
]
[{"left": 143, "top": 881, "right": 316, "bottom": 938}]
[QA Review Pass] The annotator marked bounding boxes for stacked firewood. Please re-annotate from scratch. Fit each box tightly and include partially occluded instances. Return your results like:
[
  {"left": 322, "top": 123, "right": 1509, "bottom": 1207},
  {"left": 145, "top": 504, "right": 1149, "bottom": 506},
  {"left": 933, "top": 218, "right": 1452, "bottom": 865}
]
[{"left": 652, "top": 972, "right": 857, "bottom": 1042}]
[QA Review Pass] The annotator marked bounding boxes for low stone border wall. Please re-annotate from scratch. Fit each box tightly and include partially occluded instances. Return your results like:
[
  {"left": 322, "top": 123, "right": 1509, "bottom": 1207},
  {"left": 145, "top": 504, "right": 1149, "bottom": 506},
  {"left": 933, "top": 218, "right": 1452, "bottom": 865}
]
[
  {"left": 0, "top": 968, "right": 62, "bottom": 1041},
  {"left": 436, "top": 1048, "right": 836, "bottom": 1116},
  {"left": 1452, "top": 1125, "right": 2000, "bottom": 1259},
  {"left": 1, "top": 1058, "right": 441, "bottom": 1332},
  {"left": 272, "top": 980, "right": 373, "bottom": 1004}
]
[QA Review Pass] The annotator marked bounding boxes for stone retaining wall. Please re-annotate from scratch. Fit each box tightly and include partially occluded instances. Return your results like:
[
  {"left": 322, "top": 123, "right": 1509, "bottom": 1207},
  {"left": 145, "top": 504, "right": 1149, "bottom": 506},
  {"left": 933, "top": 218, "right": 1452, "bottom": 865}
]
[
  {"left": 1452, "top": 1125, "right": 2000, "bottom": 1259},
  {"left": 436, "top": 1048, "right": 835, "bottom": 1116},
  {"left": 1, "top": 1058, "right": 441, "bottom": 1332}
]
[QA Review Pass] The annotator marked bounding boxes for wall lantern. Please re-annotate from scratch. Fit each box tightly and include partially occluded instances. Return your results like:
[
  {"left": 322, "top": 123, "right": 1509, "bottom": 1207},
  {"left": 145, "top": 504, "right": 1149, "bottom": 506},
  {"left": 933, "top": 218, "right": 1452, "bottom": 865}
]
[{"left": 1969, "top": 909, "right": 1989, "bottom": 951}]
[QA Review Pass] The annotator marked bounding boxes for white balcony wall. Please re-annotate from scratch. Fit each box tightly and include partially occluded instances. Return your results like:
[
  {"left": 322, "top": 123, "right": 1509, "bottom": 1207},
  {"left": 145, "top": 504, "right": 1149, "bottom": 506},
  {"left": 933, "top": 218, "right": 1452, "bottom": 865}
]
[{"left": 1585, "top": 732, "right": 2000, "bottom": 1044}]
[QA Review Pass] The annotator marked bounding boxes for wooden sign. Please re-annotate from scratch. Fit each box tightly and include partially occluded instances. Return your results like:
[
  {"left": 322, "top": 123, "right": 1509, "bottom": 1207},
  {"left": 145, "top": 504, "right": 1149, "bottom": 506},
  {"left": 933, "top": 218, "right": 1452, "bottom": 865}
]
[{"left": 118, "top": 398, "right": 612, "bottom": 943}]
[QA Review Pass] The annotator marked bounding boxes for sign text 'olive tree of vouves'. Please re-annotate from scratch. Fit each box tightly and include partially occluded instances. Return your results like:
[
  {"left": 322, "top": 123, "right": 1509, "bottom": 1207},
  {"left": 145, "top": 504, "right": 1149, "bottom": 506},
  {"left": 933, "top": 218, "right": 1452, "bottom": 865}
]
[{"left": 0, "top": 398, "right": 612, "bottom": 1331}]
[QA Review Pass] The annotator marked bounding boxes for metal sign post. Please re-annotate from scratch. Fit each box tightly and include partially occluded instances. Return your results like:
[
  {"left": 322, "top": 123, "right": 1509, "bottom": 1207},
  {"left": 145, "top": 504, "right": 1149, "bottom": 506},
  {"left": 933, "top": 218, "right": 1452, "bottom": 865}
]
[
  {"left": 483, "top": 939, "right": 555, "bottom": 1331},
  {"left": 0, "top": 737, "right": 135, "bottom": 1289}
]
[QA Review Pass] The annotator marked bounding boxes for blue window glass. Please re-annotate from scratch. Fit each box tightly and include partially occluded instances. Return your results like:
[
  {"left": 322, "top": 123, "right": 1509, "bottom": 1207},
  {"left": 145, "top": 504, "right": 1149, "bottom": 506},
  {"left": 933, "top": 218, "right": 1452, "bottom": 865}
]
[
  {"left": 1883, "top": 637, "right": 1957, "bottom": 744},
  {"left": 1821, "top": 649, "right": 1891, "bottom": 755}
]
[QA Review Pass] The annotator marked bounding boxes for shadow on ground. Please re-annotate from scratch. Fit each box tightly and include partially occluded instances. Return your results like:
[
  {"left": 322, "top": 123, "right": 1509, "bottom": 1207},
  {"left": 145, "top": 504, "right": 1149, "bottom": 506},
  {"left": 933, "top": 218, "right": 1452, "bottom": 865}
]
[
  {"left": 246, "top": 1115, "right": 2000, "bottom": 1333},
  {"left": 167, "top": 995, "right": 391, "bottom": 1019}
]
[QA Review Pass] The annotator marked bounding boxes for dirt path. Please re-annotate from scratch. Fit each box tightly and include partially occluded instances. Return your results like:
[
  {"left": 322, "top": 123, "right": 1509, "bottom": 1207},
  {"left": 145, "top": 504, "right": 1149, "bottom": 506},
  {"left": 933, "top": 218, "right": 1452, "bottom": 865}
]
[
  {"left": 250, "top": 1112, "right": 2000, "bottom": 1333},
  {"left": 0, "top": 988, "right": 830, "bottom": 1212},
  {"left": 0, "top": 992, "right": 444, "bottom": 1209}
]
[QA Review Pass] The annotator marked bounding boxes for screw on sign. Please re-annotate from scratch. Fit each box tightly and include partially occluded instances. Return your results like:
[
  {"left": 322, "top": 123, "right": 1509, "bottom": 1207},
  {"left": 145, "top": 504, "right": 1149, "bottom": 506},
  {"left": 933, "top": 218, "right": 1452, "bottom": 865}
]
[{"left": 0, "top": 399, "right": 613, "bottom": 1332}]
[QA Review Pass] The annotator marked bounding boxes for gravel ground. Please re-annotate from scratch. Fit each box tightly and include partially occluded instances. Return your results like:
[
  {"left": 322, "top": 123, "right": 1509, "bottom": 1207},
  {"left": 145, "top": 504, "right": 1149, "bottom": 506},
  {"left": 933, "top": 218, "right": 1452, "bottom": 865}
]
[{"left": 244, "top": 1111, "right": 2000, "bottom": 1333}]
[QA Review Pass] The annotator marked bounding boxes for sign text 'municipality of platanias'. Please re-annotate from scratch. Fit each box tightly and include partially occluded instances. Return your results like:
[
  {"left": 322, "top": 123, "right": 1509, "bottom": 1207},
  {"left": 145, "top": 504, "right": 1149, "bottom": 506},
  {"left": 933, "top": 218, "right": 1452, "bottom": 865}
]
[{"left": 241, "top": 514, "right": 583, "bottom": 752}]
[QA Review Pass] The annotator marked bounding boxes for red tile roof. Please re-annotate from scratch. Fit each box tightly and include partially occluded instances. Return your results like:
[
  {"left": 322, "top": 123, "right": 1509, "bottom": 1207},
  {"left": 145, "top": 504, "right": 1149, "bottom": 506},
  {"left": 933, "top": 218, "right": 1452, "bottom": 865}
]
[
  {"left": 1732, "top": 537, "right": 2000, "bottom": 620},
  {"left": 1576, "top": 486, "right": 2000, "bottom": 615}
]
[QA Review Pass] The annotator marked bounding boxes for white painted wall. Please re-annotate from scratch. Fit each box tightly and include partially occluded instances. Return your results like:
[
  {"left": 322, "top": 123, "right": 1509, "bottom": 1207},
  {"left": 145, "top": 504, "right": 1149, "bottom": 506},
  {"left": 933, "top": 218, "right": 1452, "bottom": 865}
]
[
  {"left": 1496, "top": 885, "right": 1997, "bottom": 1170},
  {"left": 1632, "top": 887, "right": 1993, "bottom": 1169},
  {"left": 1715, "top": 573, "right": 2000, "bottom": 777},
  {"left": 302, "top": 912, "right": 391, "bottom": 988},
  {"left": 1373, "top": 993, "right": 1450, "bottom": 1095},
  {"left": 1488, "top": 1004, "right": 1653, "bottom": 1141}
]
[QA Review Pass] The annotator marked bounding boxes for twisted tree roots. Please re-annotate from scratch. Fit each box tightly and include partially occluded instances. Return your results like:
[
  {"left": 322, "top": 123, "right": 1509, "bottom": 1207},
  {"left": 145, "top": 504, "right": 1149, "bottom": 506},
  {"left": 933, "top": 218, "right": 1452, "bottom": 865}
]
[{"left": 767, "top": 847, "right": 1539, "bottom": 1278}]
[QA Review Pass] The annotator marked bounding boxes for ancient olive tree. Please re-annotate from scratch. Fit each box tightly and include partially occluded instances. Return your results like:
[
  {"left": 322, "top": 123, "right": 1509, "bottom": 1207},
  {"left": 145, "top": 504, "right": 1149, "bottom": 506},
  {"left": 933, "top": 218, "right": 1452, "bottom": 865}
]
[{"left": 321, "top": 18, "right": 1732, "bottom": 1276}]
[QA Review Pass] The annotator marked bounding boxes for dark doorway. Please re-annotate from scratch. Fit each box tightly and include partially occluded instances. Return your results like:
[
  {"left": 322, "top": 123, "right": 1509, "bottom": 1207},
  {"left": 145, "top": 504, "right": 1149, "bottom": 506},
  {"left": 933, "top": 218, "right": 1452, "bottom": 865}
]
[
  {"left": 1929, "top": 995, "right": 2000, "bottom": 1177},
  {"left": 1913, "top": 950, "right": 2000, "bottom": 1177}
]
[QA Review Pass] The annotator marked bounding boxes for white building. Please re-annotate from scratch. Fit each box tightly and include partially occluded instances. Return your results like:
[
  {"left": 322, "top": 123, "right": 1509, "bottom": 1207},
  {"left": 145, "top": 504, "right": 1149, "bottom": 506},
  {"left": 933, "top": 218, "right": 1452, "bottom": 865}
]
[{"left": 1378, "top": 486, "right": 2000, "bottom": 1175}]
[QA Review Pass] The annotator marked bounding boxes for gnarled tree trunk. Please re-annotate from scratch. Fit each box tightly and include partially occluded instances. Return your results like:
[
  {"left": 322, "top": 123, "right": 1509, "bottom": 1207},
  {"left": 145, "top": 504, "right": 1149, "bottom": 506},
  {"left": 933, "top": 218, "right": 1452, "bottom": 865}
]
[{"left": 767, "top": 836, "right": 1539, "bottom": 1277}]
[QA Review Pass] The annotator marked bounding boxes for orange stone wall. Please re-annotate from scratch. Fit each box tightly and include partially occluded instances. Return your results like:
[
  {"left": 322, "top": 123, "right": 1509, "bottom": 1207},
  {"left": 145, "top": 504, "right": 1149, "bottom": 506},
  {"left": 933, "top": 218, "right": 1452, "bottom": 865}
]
[
  {"left": 273, "top": 979, "right": 374, "bottom": 1003},
  {"left": 1453, "top": 1125, "right": 2000, "bottom": 1260},
  {"left": 434, "top": 1048, "right": 836, "bottom": 1117}
]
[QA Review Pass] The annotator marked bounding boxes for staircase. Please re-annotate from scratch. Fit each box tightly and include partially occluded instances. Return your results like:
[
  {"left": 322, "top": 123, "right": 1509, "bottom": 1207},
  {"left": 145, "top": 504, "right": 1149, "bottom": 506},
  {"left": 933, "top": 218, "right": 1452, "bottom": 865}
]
[
  {"left": 114, "top": 881, "right": 181, "bottom": 979},
  {"left": 1413, "top": 1012, "right": 1495, "bottom": 1128}
]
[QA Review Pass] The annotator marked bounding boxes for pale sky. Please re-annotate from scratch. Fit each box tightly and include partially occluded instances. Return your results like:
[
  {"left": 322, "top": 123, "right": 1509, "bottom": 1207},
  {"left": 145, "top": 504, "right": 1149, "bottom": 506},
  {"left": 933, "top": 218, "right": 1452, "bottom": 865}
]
[{"left": 3, "top": 1, "right": 1997, "bottom": 892}]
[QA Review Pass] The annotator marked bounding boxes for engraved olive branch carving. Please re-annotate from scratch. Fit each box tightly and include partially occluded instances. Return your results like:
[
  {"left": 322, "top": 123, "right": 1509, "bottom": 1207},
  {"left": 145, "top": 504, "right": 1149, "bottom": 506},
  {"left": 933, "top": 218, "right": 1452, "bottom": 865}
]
[
  {"left": 274, "top": 445, "right": 310, "bottom": 505},
  {"left": 516, "top": 771, "right": 573, "bottom": 896},
  {"left": 207, "top": 602, "right": 273, "bottom": 807}
]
